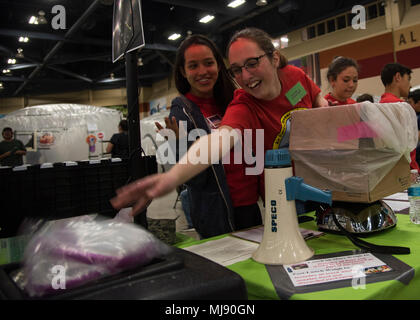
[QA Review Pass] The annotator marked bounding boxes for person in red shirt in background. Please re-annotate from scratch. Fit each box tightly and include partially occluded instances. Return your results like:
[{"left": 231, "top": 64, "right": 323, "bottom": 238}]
[
  {"left": 324, "top": 56, "right": 359, "bottom": 106},
  {"left": 379, "top": 62, "right": 419, "bottom": 172}
]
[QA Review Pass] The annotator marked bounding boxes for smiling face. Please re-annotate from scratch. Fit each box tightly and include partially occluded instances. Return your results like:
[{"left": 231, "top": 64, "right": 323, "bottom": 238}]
[
  {"left": 181, "top": 44, "right": 219, "bottom": 98},
  {"left": 330, "top": 66, "right": 358, "bottom": 101},
  {"left": 2, "top": 129, "right": 13, "bottom": 141},
  {"left": 228, "top": 38, "right": 281, "bottom": 101}
]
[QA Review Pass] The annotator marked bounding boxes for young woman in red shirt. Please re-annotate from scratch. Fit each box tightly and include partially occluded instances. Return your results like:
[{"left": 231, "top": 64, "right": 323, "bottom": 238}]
[
  {"left": 111, "top": 28, "right": 328, "bottom": 222},
  {"left": 324, "top": 56, "right": 359, "bottom": 106}
]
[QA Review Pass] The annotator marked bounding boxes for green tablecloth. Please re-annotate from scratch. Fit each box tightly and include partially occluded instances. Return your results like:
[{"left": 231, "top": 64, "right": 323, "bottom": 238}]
[{"left": 177, "top": 213, "right": 420, "bottom": 300}]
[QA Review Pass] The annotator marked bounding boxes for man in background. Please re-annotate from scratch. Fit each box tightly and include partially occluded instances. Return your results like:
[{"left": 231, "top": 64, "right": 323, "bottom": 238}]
[
  {"left": 379, "top": 63, "right": 419, "bottom": 172},
  {"left": 379, "top": 63, "right": 412, "bottom": 103},
  {"left": 408, "top": 89, "right": 420, "bottom": 166},
  {"left": 106, "top": 119, "right": 129, "bottom": 158},
  {"left": 0, "top": 127, "right": 26, "bottom": 167},
  {"left": 408, "top": 89, "right": 420, "bottom": 113}
]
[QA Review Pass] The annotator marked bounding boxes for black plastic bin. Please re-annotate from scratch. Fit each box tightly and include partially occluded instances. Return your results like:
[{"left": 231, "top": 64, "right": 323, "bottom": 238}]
[
  {"left": 0, "top": 165, "right": 38, "bottom": 237},
  {"left": 0, "top": 166, "right": 15, "bottom": 238},
  {"left": 36, "top": 163, "right": 56, "bottom": 219},
  {"left": 53, "top": 162, "right": 83, "bottom": 219},
  {"left": 0, "top": 248, "right": 248, "bottom": 300}
]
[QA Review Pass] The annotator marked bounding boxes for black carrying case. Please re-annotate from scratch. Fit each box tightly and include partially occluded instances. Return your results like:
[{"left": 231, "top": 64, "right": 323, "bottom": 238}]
[{"left": 0, "top": 247, "right": 247, "bottom": 300}]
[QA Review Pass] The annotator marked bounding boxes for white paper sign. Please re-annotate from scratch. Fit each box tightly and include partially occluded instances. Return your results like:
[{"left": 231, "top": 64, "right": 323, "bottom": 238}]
[
  {"left": 383, "top": 200, "right": 410, "bottom": 212},
  {"left": 87, "top": 122, "right": 98, "bottom": 132},
  {"left": 382, "top": 192, "right": 408, "bottom": 201},
  {"left": 183, "top": 236, "right": 258, "bottom": 266},
  {"left": 283, "top": 253, "right": 392, "bottom": 287}
]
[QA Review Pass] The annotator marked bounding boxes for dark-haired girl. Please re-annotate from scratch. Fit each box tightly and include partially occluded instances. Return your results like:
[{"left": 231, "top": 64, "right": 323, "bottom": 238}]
[
  {"left": 324, "top": 56, "right": 359, "bottom": 106},
  {"left": 154, "top": 34, "right": 240, "bottom": 238}
]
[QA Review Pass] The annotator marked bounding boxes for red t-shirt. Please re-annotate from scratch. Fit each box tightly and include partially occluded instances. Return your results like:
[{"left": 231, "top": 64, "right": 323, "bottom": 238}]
[
  {"left": 379, "top": 92, "right": 420, "bottom": 172},
  {"left": 221, "top": 65, "right": 321, "bottom": 205},
  {"left": 324, "top": 92, "right": 356, "bottom": 106},
  {"left": 379, "top": 92, "right": 403, "bottom": 103},
  {"left": 185, "top": 92, "right": 223, "bottom": 129}
]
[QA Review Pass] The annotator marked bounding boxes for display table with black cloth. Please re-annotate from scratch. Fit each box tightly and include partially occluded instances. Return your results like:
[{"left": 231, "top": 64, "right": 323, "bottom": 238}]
[{"left": 176, "top": 212, "right": 420, "bottom": 300}]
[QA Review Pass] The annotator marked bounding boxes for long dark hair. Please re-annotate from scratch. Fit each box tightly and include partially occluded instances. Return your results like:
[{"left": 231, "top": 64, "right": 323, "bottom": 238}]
[
  {"left": 174, "top": 34, "right": 236, "bottom": 114},
  {"left": 226, "top": 27, "right": 288, "bottom": 69}
]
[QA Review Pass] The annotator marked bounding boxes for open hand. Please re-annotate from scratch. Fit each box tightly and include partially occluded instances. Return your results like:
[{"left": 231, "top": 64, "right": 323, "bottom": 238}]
[
  {"left": 110, "top": 172, "right": 179, "bottom": 216},
  {"left": 155, "top": 116, "right": 180, "bottom": 139}
]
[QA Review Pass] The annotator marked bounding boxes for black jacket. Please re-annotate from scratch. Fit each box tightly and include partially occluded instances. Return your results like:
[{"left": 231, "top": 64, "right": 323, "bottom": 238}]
[{"left": 169, "top": 96, "right": 235, "bottom": 238}]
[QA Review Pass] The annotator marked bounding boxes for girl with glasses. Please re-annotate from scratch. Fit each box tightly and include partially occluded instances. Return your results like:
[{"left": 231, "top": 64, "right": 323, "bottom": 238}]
[{"left": 111, "top": 28, "right": 327, "bottom": 227}]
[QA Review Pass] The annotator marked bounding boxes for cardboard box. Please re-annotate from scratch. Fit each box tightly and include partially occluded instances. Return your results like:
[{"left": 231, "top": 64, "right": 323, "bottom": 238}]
[{"left": 289, "top": 104, "right": 411, "bottom": 203}]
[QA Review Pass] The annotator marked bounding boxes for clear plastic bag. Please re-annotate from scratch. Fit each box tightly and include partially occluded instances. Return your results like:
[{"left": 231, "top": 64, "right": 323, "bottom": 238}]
[
  {"left": 19, "top": 215, "right": 171, "bottom": 297},
  {"left": 359, "top": 101, "right": 418, "bottom": 162},
  {"left": 290, "top": 102, "right": 417, "bottom": 193}
]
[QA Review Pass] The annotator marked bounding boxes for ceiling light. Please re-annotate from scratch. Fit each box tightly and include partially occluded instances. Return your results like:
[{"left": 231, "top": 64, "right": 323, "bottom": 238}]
[
  {"left": 37, "top": 10, "right": 47, "bottom": 24},
  {"left": 199, "top": 15, "right": 215, "bottom": 23},
  {"left": 16, "top": 48, "right": 24, "bottom": 58},
  {"left": 256, "top": 0, "right": 267, "bottom": 5},
  {"left": 228, "top": 0, "right": 246, "bottom": 8},
  {"left": 19, "top": 36, "right": 29, "bottom": 43},
  {"left": 8, "top": 58, "right": 16, "bottom": 64},
  {"left": 29, "top": 16, "right": 38, "bottom": 24},
  {"left": 0, "top": 83, "right": 4, "bottom": 89},
  {"left": 2, "top": 69, "right": 11, "bottom": 74},
  {"left": 137, "top": 58, "right": 143, "bottom": 66},
  {"left": 168, "top": 33, "right": 181, "bottom": 41}
]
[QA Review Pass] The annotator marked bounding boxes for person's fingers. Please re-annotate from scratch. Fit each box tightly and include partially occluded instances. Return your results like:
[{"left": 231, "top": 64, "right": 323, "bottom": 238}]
[
  {"left": 111, "top": 174, "right": 159, "bottom": 209},
  {"left": 164, "top": 117, "right": 171, "bottom": 128},
  {"left": 155, "top": 122, "right": 164, "bottom": 131},
  {"left": 131, "top": 197, "right": 153, "bottom": 216}
]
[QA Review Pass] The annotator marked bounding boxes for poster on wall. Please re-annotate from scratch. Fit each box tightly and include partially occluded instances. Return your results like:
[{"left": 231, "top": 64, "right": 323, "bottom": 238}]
[
  {"left": 37, "top": 132, "right": 56, "bottom": 149},
  {"left": 149, "top": 97, "right": 167, "bottom": 115}
]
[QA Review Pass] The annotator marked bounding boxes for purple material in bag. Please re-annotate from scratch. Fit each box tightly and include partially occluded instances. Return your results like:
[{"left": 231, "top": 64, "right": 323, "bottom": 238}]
[{"left": 21, "top": 216, "right": 171, "bottom": 297}]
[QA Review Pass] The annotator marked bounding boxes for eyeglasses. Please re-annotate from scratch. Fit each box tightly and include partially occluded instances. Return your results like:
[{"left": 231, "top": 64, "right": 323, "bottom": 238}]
[{"left": 228, "top": 53, "right": 271, "bottom": 77}]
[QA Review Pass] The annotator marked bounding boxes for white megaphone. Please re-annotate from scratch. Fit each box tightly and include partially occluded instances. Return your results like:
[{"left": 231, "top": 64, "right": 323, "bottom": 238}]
[{"left": 252, "top": 149, "right": 332, "bottom": 265}]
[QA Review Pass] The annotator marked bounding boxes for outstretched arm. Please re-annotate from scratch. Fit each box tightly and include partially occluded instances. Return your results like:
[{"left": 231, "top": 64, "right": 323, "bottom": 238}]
[{"left": 111, "top": 125, "right": 239, "bottom": 216}]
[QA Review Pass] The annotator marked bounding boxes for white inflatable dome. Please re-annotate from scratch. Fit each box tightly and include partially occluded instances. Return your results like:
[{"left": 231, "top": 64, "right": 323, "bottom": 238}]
[{"left": 0, "top": 104, "right": 122, "bottom": 164}]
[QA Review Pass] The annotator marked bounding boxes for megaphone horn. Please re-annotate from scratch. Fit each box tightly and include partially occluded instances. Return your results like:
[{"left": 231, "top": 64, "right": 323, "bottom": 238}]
[{"left": 252, "top": 149, "right": 332, "bottom": 265}]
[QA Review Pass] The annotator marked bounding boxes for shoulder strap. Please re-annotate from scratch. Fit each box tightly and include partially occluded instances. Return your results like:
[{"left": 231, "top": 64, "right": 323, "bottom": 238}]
[
  {"left": 178, "top": 96, "right": 234, "bottom": 231},
  {"left": 179, "top": 95, "right": 212, "bottom": 132}
]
